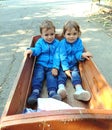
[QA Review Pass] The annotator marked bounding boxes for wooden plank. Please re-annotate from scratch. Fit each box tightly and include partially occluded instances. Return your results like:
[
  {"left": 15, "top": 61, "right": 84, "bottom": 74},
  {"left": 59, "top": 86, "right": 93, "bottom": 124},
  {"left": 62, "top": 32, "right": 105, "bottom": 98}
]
[{"left": 1, "top": 109, "right": 112, "bottom": 130}]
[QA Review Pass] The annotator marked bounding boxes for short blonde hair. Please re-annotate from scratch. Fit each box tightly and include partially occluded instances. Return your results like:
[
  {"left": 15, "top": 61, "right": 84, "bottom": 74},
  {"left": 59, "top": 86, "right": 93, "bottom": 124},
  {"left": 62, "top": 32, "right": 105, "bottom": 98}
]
[
  {"left": 62, "top": 20, "right": 81, "bottom": 37},
  {"left": 40, "top": 20, "right": 55, "bottom": 34}
]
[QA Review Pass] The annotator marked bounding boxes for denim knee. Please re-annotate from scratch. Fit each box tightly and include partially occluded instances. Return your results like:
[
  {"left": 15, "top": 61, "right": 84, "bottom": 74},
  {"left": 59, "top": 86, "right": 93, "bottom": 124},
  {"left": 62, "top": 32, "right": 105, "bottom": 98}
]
[
  {"left": 32, "top": 65, "right": 45, "bottom": 90},
  {"left": 71, "top": 68, "right": 82, "bottom": 85},
  {"left": 46, "top": 69, "right": 58, "bottom": 92},
  {"left": 58, "top": 70, "right": 67, "bottom": 85}
]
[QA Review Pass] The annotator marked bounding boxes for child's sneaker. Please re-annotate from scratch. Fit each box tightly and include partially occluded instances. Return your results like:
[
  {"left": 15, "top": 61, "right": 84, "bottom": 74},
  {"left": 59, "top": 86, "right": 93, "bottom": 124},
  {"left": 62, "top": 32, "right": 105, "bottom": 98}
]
[
  {"left": 27, "top": 92, "right": 39, "bottom": 106},
  {"left": 73, "top": 90, "right": 91, "bottom": 101},
  {"left": 49, "top": 91, "right": 62, "bottom": 101},
  {"left": 57, "top": 87, "right": 67, "bottom": 99}
]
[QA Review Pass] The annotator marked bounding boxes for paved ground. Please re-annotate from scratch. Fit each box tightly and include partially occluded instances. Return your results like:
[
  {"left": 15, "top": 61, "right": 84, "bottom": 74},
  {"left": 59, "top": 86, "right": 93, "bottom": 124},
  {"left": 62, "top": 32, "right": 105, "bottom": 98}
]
[{"left": 0, "top": 0, "right": 112, "bottom": 116}]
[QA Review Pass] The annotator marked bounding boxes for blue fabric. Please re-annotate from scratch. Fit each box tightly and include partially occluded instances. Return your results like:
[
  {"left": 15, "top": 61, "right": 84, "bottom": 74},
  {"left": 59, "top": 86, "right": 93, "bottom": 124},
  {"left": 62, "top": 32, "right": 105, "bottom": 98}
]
[
  {"left": 30, "top": 38, "right": 59, "bottom": 68},
  {"left": 23, "top": 108, "right": 42, "bottom": 113},
  {"left": 71, "top": 66, "right": 82, "bottom": 85},
  {"left": 58, "top": 68, "right": 67, "bottom": 85},
  {"left": 32, "top": 64, "right": 58, "bottom": 92},
  {"left": 59, "top": 38, "right": 85, "bottom": 71},
  {"left": 53, "top": 45, "right": 61, "bottom": 69},
  {"left": 23, "top": 108, "right": 37, "bottom": 113},
  {"left": 53, "top": 37, "right": 85, "bottom": 86}
]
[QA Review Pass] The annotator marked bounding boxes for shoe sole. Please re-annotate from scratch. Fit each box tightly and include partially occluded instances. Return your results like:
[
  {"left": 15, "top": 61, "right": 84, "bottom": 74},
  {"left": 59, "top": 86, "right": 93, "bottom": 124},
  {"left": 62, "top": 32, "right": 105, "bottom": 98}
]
[
  {"left": 57, "top": 89, "right": 67, "bottom": 99},
  {"left": 73, "top": 91, "right": 91, "bottom": 101}
]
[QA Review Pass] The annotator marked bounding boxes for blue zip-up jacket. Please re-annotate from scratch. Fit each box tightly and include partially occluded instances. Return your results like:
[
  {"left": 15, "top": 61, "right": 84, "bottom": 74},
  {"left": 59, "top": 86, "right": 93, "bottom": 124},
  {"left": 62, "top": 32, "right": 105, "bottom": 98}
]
[
  {"left": 30, "top": 38, "right": 60, "bottom": 68},
  {"left": 59, "top": 38, "right": 85, "bottom": 71}
]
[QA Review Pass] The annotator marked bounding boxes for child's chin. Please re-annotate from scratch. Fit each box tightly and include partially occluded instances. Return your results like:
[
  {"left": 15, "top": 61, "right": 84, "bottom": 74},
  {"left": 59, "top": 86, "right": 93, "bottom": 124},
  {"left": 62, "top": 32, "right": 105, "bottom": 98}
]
[
  {"left": 47, "top": 40, "right": 53, "bottom": 43},
  {"left": 68, "top": 40, "right": 74, "bottom": 43}
]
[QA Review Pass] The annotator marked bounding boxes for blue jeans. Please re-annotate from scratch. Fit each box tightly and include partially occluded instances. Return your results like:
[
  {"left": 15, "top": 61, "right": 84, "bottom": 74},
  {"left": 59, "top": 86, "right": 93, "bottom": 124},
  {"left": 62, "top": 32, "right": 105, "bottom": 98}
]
[
  {"left": 32, "top": 64, "right": 58, "bottom": 92},
  {"left": 71, "top": 66, "right": 82, "bottom": 85},
  {"left": 58, "top": 68, "right": 67, "bottom": 85}
]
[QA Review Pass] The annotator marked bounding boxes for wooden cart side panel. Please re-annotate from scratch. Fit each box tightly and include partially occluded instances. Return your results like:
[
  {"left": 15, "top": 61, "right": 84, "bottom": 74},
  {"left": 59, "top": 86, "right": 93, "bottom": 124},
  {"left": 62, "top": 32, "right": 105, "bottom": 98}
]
[
  {"left": 79, "top": 59, "right": 112, "bottom": 109},
  {"left": 1, "top": 109, "right": 112, "bottom": 130},
  {"left": 32, "top": 35, "right": 41, "bottom": 46},
  {"left": 1, "top": 36, "right": 40, "bottom": 117},
  {"left": 1, "top": 57, "right": 35, "bottom": 116},
  {"left": 1, "top": 120, "right": 112, "bottom": 130},
  {"left": 1, "top": 35, "right": 42, "bottom": 116}
]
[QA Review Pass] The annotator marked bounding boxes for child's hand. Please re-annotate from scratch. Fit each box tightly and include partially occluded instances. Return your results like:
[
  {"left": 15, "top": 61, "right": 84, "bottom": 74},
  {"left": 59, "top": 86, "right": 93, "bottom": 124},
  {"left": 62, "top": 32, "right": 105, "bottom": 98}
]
[
  {"left": 52, "top": 68, "right": 58, "bottom": 76},
  {"left": 82, "top": 52, "right": 93, "bottom": 60},
  {"left": 65, "top": 70, "right": 72, "bottom": 79},
  {"left": 24, "top": 49, "right": 33, "bottom": 58}
]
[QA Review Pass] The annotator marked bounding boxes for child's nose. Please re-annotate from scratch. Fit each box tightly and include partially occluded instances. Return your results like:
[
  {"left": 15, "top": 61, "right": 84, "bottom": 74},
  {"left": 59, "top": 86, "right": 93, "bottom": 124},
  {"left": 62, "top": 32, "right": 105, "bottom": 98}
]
[
  {"left": 70, "top": 35, "right": 74, "bottom": 38},
  {"left": 48, "top": 35, "right": 52, "bottom": 38}
]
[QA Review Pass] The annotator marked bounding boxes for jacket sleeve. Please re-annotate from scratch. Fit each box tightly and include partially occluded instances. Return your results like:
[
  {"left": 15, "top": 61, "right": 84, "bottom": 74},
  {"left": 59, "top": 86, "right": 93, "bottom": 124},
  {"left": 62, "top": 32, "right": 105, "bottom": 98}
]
[
  {"left": 53, "top": 45, "right": 60, "bottom": 69},
  {"left": 60, "top": 42, "right": 70, "bottom": 71},
  {"left": 30, "top": 40, "right": 42, "bottom": 56},
  {"left": 75, "top": 38, "right": 85, "bottom": 61}
]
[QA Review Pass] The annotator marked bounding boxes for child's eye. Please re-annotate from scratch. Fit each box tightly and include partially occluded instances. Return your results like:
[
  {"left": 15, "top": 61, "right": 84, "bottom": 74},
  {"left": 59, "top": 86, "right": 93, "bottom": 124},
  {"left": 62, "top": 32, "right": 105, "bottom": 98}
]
[
  {"left": 74, "top": 33, "right": 77, "bottom": 35},
  {"left": 45, "top": 34, "right": 48, "bottom": 36},
  {"left": 51, "top": 33, "right": 54, "bottom": 36},
  {"left": 67, "top": 33, "right": 71, "bottom": 35}
]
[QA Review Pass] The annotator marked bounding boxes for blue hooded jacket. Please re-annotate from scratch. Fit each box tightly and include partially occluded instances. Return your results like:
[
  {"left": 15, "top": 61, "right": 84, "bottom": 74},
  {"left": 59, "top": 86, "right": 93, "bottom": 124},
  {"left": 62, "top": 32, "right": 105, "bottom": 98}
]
[
  {"left": 56, "top": 38, "right": 85, "bottom": 71},
  {"left": 30, "top": 38, "right": 59, "bottom": 68}
]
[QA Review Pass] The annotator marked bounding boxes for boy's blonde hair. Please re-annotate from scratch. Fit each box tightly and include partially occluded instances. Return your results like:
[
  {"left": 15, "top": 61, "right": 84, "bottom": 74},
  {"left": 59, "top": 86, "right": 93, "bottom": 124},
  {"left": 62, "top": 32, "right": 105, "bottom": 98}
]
[
  {"left": 62, "top": 20, "right": 81, "bottom": 37},
  {"left": 40, "top": 20, "right": 55, "bottom": 34}
]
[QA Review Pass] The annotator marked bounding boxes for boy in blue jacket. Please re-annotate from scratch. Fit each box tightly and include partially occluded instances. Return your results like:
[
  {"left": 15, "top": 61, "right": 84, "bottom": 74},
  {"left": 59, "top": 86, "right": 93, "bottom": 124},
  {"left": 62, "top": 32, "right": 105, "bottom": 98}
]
[
  {"left": 24, "top": 20, "right": 62, "bottom": 106},
  {"left": 55, "top": 20, "right": 92, "bottom": 101}
]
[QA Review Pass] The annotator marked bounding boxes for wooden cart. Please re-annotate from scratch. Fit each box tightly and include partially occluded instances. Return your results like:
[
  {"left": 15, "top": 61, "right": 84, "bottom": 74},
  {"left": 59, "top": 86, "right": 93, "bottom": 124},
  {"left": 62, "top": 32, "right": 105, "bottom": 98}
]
[{"left": 0, "top": 35, "right": 112, "bottom": 130}]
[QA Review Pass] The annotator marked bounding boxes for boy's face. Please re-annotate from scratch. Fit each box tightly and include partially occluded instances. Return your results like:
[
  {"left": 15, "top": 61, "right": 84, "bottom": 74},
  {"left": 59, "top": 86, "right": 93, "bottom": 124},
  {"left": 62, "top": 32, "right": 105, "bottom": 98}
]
[
  {"left": 41, "top": 28, "right": 55, "bottom": 43},
  {"left": 64, "top": 28, "right": 79, "bottom": 43}
]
